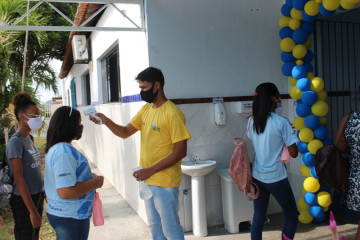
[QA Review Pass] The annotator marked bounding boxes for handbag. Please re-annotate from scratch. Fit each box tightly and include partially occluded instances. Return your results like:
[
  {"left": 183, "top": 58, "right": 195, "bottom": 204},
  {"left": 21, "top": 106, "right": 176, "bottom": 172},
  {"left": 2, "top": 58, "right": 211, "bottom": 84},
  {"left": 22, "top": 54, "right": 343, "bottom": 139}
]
[
  {"left": 228, "top": 117, "right": 259, "bottom": 200},
  {"left": 315, "top": 112, "right": 352, "bottom": 201}
]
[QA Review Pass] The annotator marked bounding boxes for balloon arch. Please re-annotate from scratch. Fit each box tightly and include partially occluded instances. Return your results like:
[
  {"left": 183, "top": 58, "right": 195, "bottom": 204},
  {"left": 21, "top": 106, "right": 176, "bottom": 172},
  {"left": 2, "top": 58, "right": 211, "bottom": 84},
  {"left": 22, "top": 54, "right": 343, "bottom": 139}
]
[{"left": 279, "top": 0, "right": 359, "bottom": 224}]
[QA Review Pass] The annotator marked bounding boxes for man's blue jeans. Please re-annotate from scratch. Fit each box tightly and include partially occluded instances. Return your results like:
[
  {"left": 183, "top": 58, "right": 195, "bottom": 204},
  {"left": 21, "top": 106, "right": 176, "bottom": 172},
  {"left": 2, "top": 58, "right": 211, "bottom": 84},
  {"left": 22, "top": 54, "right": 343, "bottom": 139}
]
[
  {"left": 47, "top": 213, "right": 90, "bottom": 240},
  {"left": 145, "top": 185, "right": 184, "bottom": 240},
  {"left": 251, "top": 178, "right": 299, "bottom": 240}
]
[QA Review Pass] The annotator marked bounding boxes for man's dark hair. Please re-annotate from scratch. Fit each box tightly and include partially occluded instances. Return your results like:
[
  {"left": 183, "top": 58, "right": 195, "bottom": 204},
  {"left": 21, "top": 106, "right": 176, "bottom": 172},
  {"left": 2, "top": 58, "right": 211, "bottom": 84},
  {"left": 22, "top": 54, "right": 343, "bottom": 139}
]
[
  {"left": 252, "top": 82, "right": 279, "bottom": 134},
  {"left": 45, "top": 106, "right": 80, "bottom": 153},
  {"left": 135, "top": 67, "right": 165, "bottom": 87}
]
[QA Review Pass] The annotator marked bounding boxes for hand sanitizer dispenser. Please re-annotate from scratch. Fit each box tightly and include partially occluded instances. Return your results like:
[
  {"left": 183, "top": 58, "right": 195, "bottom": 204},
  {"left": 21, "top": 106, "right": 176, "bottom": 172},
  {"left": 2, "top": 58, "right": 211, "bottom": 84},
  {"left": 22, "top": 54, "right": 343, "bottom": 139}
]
[{"left": 214, "top": 103, "right": 226, "bottom": 126}]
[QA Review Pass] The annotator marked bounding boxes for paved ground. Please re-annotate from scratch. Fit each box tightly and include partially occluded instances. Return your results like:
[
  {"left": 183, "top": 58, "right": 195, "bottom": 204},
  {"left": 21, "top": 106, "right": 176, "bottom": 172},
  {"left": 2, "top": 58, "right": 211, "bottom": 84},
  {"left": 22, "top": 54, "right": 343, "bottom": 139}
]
[{"left": 88, "top": 165, "right": 358, "bottom": 240}]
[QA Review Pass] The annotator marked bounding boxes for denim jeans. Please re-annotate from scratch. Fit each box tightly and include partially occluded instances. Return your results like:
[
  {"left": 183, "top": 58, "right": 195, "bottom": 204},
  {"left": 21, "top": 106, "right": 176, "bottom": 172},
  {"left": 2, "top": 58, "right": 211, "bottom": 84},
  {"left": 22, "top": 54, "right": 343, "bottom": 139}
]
[
  {"left": 251, "top": 178, "right": 299, "bottom": 240},
  {"left": 47, "top": 213, "right": 90, "bottom": 240},
  {"left": 144, "top": 185, "right": 184, "bottom": 240}
]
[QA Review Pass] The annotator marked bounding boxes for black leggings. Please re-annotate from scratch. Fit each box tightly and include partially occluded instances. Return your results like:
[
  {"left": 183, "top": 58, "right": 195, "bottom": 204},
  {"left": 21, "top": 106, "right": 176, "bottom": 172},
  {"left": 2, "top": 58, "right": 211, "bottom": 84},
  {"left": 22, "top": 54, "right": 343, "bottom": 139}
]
[{"left": 10, "top": 191, "right": 45, "bottom": 240}]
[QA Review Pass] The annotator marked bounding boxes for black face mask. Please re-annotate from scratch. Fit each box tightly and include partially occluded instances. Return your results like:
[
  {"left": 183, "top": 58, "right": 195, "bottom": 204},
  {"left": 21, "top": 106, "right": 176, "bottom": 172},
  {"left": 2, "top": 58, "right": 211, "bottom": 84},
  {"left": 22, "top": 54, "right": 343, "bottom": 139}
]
[
  {"left": 140, "top": 84, "right": 159, "bottom": 103},
  {"left": 77, "top": 124, "right": 84, "bottom": 140}
]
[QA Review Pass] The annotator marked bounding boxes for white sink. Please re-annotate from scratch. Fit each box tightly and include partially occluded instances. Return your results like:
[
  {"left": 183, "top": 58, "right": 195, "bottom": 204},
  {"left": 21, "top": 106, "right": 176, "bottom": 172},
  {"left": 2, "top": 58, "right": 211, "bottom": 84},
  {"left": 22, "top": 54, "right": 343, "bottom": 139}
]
[
  {"left": 181, "top": 160, "right": 217, "bottom": 177},
  {"left": 181, "top": 159, "right": 217, "bottom": 237}
]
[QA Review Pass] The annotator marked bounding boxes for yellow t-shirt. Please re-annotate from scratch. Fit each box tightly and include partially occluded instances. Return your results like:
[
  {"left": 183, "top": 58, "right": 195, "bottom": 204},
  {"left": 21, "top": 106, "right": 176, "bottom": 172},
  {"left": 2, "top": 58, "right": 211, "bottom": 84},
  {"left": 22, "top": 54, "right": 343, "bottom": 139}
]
[{"left": 130, "top": 100, "right": 191, "bottom": 187}]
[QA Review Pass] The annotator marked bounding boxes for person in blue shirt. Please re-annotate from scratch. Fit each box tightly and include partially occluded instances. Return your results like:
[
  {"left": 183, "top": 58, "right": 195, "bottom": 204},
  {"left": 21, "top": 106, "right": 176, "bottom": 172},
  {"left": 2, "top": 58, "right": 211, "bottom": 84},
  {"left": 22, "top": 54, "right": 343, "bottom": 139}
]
[
  {"left": 44, "top": 106, "right": 104, "bottom": 240},
  {"left": 247, "top": 83, "right": 299, "bottom": 240}
]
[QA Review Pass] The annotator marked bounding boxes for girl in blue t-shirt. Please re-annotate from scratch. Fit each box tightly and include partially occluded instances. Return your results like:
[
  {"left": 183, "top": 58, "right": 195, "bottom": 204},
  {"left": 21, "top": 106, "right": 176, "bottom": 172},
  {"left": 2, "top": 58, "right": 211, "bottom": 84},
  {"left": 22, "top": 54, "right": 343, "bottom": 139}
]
[
  {"left": 247, "top": 83, "right": 299, "bottom": 240},
  {"left": 45, "top": 106, "right": 104, "bottom": 240}
]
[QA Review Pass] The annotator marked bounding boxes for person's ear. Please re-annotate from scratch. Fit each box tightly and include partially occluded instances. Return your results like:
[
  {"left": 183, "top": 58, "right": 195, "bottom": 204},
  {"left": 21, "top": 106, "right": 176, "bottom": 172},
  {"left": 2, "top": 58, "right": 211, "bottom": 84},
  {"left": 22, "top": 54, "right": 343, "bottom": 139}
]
[{"left": 154, "top": 82, "right": 160, "bottom": 91}]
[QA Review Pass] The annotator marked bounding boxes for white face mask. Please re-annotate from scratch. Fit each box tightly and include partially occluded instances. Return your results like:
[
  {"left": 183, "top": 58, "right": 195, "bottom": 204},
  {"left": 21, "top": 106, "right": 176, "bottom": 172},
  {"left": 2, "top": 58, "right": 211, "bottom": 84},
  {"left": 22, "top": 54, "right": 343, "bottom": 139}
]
[{"left": 24, "top": 114, "right": 43, "bottom": 130}]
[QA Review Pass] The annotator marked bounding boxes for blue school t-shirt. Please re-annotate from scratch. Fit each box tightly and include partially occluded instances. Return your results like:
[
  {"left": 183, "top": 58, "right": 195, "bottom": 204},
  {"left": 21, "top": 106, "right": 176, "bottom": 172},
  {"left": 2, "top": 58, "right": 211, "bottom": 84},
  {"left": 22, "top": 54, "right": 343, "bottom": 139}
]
[
  {"left": 247, "top": 113, "right": 298, "bottom": 183},
  {"left": 45, "top": 142, "right": 95, "bottom": 219}
]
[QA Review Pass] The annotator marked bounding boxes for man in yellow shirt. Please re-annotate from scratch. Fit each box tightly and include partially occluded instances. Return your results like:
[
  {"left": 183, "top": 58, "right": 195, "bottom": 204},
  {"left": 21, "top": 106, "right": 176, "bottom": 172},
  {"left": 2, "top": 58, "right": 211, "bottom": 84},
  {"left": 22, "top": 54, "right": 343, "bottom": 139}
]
[{"left": 91, "top": 67, "right": 191, "bottom": 240}]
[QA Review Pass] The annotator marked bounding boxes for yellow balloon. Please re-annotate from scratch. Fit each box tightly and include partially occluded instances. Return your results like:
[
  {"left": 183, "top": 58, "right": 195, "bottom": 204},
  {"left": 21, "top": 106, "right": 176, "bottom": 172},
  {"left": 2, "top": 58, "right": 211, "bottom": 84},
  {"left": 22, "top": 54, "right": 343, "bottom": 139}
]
[
  {"left": 290, "top": 85, "right": 303, "bottom": 100},
  {"left": 300, "top": 128, "right": 315, "bottom": 143},
  {"left": 281, "top": 38, "right": 296, "bottom": 52},
  {"left": 311, "top": 100, "right": 329, "bottom": 117},
  {"left": 323, "top": 0, "right": 341, "bottom": 10},
  {"left": 289, "top": 19, "right": 301, "bottom": 30},
  {"left": 308, "top": 139, "right": 324, "bottom": 154},
  {"left": 300, "top": 164, "right": 312, "bottom": 177},
  {"left": 279, "top": 16, "right": 292, "bottom": 28},
  {"left": 324, "top": 206, "right": 330, "bottom": 212},
  {"left": 319, "top": 116, "right": 327, "bottom": 125},
  {"left": 306, "top": 72, "right": 315, "bottom": 80},
  {"left": 293, "top": 44, "right": 307, "bottom": 59},
  {"left": 298, "top": 210, "right": 314, "bottom": 224},
  {"left": 310, "top": 77, "right": 325, "bottom": 92},
  {"left": 291, "top": 8, "right": 303, "bottom": 20},
  {"left": 298, "top": 197, "right": 310, "bottom": 211},
  {"left": 317, "top": 89, "right": 328, "bottom": 101},
  {"left": 296, "top": 60, "right": 304, "bottom": 65},
  {"left": 302, "top": 187, "right": 307, "bottom": 195},
  {"left": 293, "top": 116, "right": 306, "bottom": 130},
  {"left": 340, "top": 0, "right": 357, "bottom": 9},
  {"left": 305, "top": 1, "right": 320, "bottom": 16},
  {"left": 304, "top": 36, "right": 312, "bottom": 48},
  {"left": 317, "top": 191, "right": 332, "bottom": 207},
  {"left": 303, "top": 176, "right": 320, "bottom": 193},
  {"left": 289, "top": 76, "right": 298, "bottom": 86}
]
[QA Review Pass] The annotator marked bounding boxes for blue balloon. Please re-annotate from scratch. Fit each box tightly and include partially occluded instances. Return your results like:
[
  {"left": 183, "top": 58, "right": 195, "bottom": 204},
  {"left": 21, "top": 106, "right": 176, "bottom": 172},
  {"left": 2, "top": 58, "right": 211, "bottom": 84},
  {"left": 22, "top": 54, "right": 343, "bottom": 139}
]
[
  {"left": 297, "top": 140, "right": 309, "bottom": 154},
  {"left": 296, "top": 103, "right": 312, "bottom": 117},
  {"left": 292, "top": 29, "right": 308, "bottom": 44},
  {"left": 281, "top": 51, "right": 296, "bottom": 62},
  {"left": 309, "top": 205, "right": 324, "bottom": 218},
  {"left": 301, "top": 91, "right": 318, "bottom": 105},
  {"left": 292, "top": 0, "right": 308, "bottom": 10},
  {"left": 280, "top": 27, "right": 294, "bottom": 39},
  {"left": 282, "top": 62, "right": 296, "bottom": 76},
  {"left": 292, "top": 65, "right": 307, "bottom": 79},
  {"left": 296, "top": 99, "right": 303, "bottom": 104},
  {"left": 301, "top": 22, "right": 315, "bottom": 34},
  {"left": 281, "top": 4, "right": 292, "bottom": 16},
  {"left": 303, "top": 50, "right": 314, "bottom": 63},
  {"left": 319, "top": 3, "right": 336, "bottom": 17},
  {"left": 297, "top": 78, "right": 311, "bottom": 91},
  {"left": 304, "top": 63, "right": 314, "bottom": 72},
  {"left": 301, "top": 152, "right": 315, "bottom": 166},
  {"left": 322, "top": 138, "right": 332, "bottom": 146},
  {"left": 310, "top": 166, "right": 318, "bottom": 178},
  {"left": 285, "top": 0, "right": 293, "bottom": 7},
  {"left": 314, "top": 125, "right": 329, "bottom": 140},
  {"left": 302, "top": 11, "right": 318, "bottom": 22},
  {"left": 304, "top": 192, "right": 317, "bottom": 206},
  {"left": 314, "top": 213, "right": 326, "bottom": 222},
  {"left": 305, "top": 114, "right": 320, "bottom": 129}
]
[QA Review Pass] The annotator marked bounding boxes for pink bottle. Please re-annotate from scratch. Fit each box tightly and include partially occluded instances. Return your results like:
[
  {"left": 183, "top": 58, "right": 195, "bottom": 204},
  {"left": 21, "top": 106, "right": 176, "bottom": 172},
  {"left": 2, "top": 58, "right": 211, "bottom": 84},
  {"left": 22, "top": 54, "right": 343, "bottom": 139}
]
[{"left": 93, "top": 192, "right": 104, "bottom": 226}]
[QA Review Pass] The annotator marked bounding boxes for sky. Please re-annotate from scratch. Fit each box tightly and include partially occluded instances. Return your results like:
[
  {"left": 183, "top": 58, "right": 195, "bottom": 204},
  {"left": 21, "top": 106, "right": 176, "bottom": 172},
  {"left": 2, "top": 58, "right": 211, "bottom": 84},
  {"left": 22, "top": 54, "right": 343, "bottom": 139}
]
[{"left": 36, "top": 59, "right": 63, "bottom": 104}]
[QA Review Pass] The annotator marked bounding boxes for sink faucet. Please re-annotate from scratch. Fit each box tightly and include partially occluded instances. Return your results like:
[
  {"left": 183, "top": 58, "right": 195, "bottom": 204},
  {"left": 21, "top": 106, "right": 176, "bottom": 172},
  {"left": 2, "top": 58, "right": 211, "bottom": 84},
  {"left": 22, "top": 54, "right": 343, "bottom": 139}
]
[{"left": 193, "top": 156, "right": 200, "bottom": 165}]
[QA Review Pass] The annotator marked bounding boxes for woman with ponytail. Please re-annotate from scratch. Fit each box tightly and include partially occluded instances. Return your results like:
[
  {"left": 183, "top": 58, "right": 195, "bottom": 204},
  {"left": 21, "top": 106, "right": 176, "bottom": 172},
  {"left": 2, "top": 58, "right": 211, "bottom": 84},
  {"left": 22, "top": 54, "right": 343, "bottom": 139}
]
[
  {"left": 5, "top": 92, "right": 45, "bottom": 240},
  {"left": 247, "top": 83, "right": 299, "bottom": 240}
]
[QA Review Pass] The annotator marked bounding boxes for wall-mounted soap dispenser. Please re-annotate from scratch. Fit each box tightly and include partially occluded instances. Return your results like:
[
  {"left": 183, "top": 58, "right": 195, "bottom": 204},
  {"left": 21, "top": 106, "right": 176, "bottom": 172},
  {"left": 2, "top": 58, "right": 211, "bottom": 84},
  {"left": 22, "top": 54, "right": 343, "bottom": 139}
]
[{"left": 214, "top": 103, "right": 226, "bottom": 126}]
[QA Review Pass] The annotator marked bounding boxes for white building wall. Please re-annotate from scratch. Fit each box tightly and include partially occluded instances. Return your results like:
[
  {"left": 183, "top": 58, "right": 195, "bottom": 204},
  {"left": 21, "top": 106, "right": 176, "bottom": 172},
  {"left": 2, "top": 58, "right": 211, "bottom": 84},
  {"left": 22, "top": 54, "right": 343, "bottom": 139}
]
[
  {"left": 62, "top": 0, "right": 304, "bottom": 232},
  {"left": 145, "top": 0, "right": 288, "bottom": 99}
]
